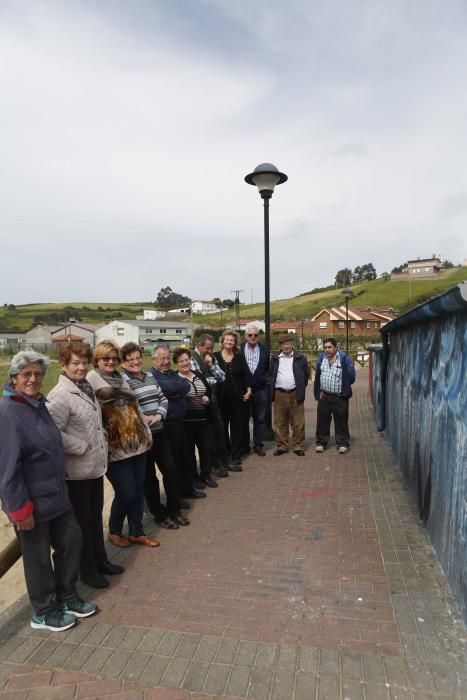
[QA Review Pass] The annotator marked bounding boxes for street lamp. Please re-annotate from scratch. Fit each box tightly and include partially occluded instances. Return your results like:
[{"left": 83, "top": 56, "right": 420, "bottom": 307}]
[
  {"left": 244, "top": 163, "right": 288, "bottom": 354},
  {"left": 245, "top": 162, "right": 288, "bottom": 439},
  {"left": 341, "top": 287, "right": 353, "bottom": 353}
]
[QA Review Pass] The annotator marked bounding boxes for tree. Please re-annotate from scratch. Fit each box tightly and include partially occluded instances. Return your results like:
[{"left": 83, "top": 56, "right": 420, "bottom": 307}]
[
  {"left": 353, "top": 262, "right": 376, "bottom": 283},
  {"left": 335, "top": 268, "right": 353, "bottom": 287},
  {"left": 391, "top": 263, "right": 406, "bottom": 274},
  {"left": 441, "top": 259, "right": 454, "bottom": 268},
  {"left": 222, "top": 298, "right": 235, "bottom": 308},
  {"left": 380, "top": 271, "right": 390, "bottom": 281},
  {"left": 212, "top": 298, "right": 223, "bottom": 309},
  {"left": 155, "top": 287, "right": 192, "bottom": 310}
]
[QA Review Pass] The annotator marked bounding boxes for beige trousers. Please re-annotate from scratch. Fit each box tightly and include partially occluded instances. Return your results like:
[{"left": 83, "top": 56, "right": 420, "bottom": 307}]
[{"left": 273, "top": 390, "right": 305, "bottom": 451}]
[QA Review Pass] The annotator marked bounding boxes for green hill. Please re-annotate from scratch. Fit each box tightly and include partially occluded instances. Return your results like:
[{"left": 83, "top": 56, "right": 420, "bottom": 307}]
[
  {"left": 197, "top": 266, "right": 467, "bottom": 326},
  {"left": 1, "top": 267, "right": 465, "bottom": 332}
]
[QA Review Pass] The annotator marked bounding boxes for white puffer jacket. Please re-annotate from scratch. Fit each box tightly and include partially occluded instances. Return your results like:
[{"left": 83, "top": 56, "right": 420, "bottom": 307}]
[{"left": 47, "top": 374, "right": 108, "bottom": 480}]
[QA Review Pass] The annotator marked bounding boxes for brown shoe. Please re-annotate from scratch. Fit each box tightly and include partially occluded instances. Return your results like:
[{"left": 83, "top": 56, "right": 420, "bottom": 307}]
[
  {"left": 108, "top": 533, "right": 130, "bottom": 548},
  {"left": 128, "top": 535, "right": 160, "bottom": 547}
]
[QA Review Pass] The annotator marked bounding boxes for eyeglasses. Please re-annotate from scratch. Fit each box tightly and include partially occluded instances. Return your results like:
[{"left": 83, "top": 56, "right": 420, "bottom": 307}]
[
  {"left": 247, "top": 333, "right": 258, "bottom": 337},
  {"left": 18, "top": 371, "right": 44, "bottom": 379},
  {"left": 100, "top": 356, "right": 119, "bottom": 363}
]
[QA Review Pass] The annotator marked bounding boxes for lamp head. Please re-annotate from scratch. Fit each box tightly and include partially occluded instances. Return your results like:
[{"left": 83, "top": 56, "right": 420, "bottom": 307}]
[
  {"left": 342, "top": 288, "right": 353, "bottom": 300},
  {"left": 245, "top": 163, "right": 288, "bottom": 199}
]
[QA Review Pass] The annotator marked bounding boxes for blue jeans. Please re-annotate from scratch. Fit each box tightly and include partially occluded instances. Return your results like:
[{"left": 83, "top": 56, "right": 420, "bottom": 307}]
[
  {"left": 243, "top": 387, "right": 268, "bottom": 449},
  {"left": 106, "top": 452, "right": 148, "bottom": 537}
]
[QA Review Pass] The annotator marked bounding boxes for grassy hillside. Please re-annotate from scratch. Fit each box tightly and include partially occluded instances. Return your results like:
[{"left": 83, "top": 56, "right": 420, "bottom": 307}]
[
  {"left": 195, "top": 266, "right": 467, "bottom": 325},
  {"left": 0, "top": 302, "right": 150, "bottom": 332},
  {"left": 1, "top": 267, "right": 465, "bottom": 332}
]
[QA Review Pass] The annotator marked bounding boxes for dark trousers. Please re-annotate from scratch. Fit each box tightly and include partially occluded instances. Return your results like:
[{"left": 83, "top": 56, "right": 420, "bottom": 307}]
[
  {"left": 67, "top": 477, "right": 107, "bottom": 578},
  {"left": 165, "top": 421, "right": 194, "bottom": 498},
  {"left": 145, "top": 429, "right": 181, "bottom": 519},
  {"left": 208, "top": 401, "right": 230, "bottom": 469},
  {"left": 106, "top": 452, "right": 147, "bottom": 537},
  {"left": 184, "top": 420, "right": 211, "bottom": 480},
  {"left": 316, "top": 395, "right": 350, "bottom": 447},
  {"left": 16, "top": 509, "right": 82, "bottom": 615},
  {"left": 219, "top": 395, "right": 247, "bottom": 461},
  {"left": 242, "top": 387, "right": 268, "bottom": 450}
]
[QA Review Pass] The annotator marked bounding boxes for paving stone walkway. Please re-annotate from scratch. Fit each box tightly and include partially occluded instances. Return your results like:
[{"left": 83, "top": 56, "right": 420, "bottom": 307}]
[{"left": 0, "top": 369, "right": 466, "bottom": 699}]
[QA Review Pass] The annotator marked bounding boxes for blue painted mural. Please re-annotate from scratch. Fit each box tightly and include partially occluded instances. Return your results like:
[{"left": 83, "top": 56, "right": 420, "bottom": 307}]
[{"left": 370, "top": 283, "right": 467, "bottom": 622}]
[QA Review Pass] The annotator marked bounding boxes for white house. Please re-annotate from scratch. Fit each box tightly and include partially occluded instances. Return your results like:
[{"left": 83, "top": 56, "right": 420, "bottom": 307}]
[
  {"left": 143, "top": 309, "right": 166, "bottom": 320},
  {"left": 191, "top": 300, "right": 218, "bottom": 314},
  {"left": 95, "top": 321, "right": 139, "bottom": 347}
]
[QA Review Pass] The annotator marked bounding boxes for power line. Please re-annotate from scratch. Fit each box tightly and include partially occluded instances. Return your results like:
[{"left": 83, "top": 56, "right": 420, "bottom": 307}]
[{"left": 230, "top": 289, "right": 244, "bottom": 331}]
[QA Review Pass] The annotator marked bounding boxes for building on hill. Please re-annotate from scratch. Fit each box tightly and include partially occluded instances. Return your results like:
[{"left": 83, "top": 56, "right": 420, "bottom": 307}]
[
  {"left": 142, "top": 309, "right": 166, "bottom": 320},
  {"left": 191, "top": 300, "right": 218, "bottom": 314},
  {"left": 310, "top": 305, "right": 396, "bottom": 336},
  {"left": 392, "top": 255, "right": 441, "bottom": 279}
]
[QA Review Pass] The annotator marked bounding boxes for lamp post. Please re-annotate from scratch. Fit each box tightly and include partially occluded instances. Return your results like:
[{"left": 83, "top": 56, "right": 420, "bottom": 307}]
[
  {"left": 245, "top": 163, "right": 288, "bottom": 438},
  {"left": 342, "top": 287, "right": 353, "bottom": 353}
]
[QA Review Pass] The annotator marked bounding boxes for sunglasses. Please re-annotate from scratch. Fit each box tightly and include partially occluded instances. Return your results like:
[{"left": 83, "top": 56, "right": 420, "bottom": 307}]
[
  {"left": 101, "top": 356, "right": 119, "bottom": 363},
  {"left": 247, "top": 333, "right": 258, "bottom": 337}
]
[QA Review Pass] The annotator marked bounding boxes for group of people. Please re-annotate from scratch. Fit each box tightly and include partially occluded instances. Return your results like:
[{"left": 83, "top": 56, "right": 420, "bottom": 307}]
[{"left": 0, "top": 323, "right": 354, "bottom": 633}]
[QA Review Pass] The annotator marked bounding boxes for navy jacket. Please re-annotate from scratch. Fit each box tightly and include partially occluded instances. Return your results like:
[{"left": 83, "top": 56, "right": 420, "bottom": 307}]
[
  {"left": 149, "top": 368, "right": 190, "bottom": 424},
  {"left": 271, "top": 350, "right": 309, "bottom": 404},
  {"left": 240, "top": 341, "right": 269, "bottom": 391},
  {"left": 0, "top": 385, "right": 71, "bottom": 524},
  {"left": 313, "top": 350, "right": 356, "bottom": 400}
]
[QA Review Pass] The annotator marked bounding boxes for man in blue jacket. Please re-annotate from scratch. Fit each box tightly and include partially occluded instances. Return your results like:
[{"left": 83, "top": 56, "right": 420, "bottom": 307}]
[
  {"left": 241, "top": 324, "right": 270, "bottom": 456},
  {"left": 314, "top": 337, "right": 356, "bottom": 454}
]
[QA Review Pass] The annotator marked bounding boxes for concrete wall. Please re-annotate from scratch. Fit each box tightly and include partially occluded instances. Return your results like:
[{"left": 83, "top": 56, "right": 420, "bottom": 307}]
[{"left": 369, "top": 283, "right": 467, "bottom": 622}]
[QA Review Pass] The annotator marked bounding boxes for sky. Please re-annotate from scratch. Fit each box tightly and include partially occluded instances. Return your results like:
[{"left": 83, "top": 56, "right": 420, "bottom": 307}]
[{"left": 1, "top": 0, "right": 466, "bottom": 305}]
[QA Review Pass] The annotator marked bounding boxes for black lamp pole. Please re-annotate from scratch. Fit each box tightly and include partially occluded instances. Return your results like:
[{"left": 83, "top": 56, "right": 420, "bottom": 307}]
[{"left": 245, "top": 163, "right": 288, "bottom": 439}]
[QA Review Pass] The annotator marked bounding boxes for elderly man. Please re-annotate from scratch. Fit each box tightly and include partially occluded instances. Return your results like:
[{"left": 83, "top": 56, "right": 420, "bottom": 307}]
[
  {"left": 191, "top": 334, "right": 229, "bottom": 477},
  {"left": 240, "top": 323, "right": 270, "bottom": 456},
  {"left": 314, "top": 337, "right": 355, "bottom": 454},
  {"left": 150, "top": 345, "right": 206, "bottom": 500},
  {"left": 271, "top": 336, "right": 309, "bottom": 456}
]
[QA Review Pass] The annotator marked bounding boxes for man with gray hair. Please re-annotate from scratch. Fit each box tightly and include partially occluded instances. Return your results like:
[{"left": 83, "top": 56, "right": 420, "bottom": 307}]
[{"left": 241, "top": 323, "right": 270, "bottom": 456}]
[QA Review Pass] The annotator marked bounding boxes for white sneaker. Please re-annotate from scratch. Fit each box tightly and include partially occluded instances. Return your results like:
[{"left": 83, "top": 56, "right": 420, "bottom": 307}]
[
  {"left": 315, "top": 445, "right": 324, "bottom": 453},
  {"left": 338, "top": 446, "right": 348, "bottom": 454}
]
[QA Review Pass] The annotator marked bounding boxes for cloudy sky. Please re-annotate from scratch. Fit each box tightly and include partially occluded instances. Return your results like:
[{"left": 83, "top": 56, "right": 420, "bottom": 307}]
[{"left": 1, "top": 0, "right": 466, "bottom": 305}]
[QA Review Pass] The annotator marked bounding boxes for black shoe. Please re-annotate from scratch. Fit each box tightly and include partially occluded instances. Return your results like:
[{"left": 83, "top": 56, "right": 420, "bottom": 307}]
[
  {"left": 227, "top": 463, "right": 243, "bottom": 472},
  {"left": 98, "top": 561, "right": 125, "bottom": 576},
  {"left": 294, "top": 450, "right": 306, "bottom": 456},
  {"left": 212, "top": 467, "right": 229, "bottom": 478},
  {"left": 189, "top": 489, "right": 207, "bottom": 499},
  {"left": 180, "top": 500, "right": 191, "bottom": 509},
  {"left": 81, "top": 572, "right": 109, "bottom": 589},
  {"left": 193, "top": 479, "right": 206, "bottom": 490},
  {"left": 273, "top": 449, "right": 288, "bottom": 456},
  {"left": 202, "top": 476, "right": 218, "bottom": 488},
  {"left": 241, "top": 446, "right": 251, "bottom": 456},
  {"left": 254, "top": 447, "right": 266, "bottom": 456}
]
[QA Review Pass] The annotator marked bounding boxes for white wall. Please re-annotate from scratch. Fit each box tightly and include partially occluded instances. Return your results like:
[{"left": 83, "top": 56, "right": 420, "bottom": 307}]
[{"left": 95, "top": 322, "right": 139, "bottom": 347}]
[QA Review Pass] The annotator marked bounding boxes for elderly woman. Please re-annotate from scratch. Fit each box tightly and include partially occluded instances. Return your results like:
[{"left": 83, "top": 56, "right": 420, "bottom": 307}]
[
  {"left": 121, "top": 342, "right": 189, "bottom": 529},
  {"left": 214, "top": 330, "right": 252, "bottom": 469},
  {"left": 173, "top": 347, "right": 217, "bottom": 489},
  {"left": 87, "top": 341, "right": 158, "bottom": 548},
  {"left": 47, "top": 342, "right": 125, "bottom": 589},
  {"left": 0, "top": 351, "right": 96, "bottom": 632}
]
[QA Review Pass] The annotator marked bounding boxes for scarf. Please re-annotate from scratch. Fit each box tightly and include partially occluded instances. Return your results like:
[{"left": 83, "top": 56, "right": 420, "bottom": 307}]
[{"left": 63, "top": 373, "right": 95, "bottom": 401}]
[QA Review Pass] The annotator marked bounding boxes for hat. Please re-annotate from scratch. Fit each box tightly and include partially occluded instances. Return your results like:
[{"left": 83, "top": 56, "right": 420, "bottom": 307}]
[{"left": 278, "top": 335, "right": 294, "bottom": 344}]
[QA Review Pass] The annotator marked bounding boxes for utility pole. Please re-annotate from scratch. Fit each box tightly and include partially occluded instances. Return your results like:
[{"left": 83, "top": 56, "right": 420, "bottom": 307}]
[{"left": 230, "top": 289, "right": 244, "bottom": 331}]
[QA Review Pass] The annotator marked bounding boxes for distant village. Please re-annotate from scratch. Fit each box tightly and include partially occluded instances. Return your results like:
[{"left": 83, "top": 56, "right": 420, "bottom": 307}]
[{"left": 0, "top": 256, "right": 457, "bottom": 352}]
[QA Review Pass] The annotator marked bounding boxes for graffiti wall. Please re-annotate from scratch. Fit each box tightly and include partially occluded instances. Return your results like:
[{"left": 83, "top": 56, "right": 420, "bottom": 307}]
[{"left": 370, "top": 284, "right": 467, "bottom": 622}]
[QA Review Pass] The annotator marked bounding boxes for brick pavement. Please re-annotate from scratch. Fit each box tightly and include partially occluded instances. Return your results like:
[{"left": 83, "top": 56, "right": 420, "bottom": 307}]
[{"left": 0, "top": 369, "right": 466, "bottom": 699}]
